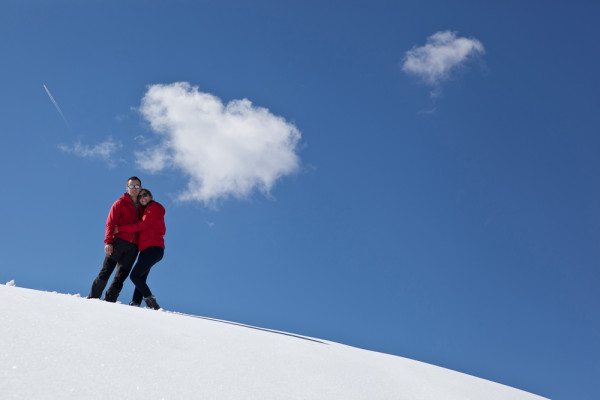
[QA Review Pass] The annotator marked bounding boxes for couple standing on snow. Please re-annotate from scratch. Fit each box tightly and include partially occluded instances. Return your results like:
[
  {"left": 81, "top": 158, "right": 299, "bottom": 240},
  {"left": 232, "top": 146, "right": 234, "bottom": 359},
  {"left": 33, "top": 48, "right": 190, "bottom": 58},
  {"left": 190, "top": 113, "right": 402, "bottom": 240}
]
[{"left": 87, "top": 176, "right": 166, "bottom": 310}]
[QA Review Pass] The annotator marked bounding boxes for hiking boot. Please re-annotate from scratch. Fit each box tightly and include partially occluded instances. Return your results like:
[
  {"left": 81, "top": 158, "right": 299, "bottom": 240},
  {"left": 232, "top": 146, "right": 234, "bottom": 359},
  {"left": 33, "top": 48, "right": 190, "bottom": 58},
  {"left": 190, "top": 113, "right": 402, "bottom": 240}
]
[
  {"left": 144, "top": 295, "right": 160, "bottom": 310},
  {"left": 104, "top": 283, "right": 123, "bottom": 303},
  {"left": 129, "top": 301, "right": 141, "bottom": 307}
]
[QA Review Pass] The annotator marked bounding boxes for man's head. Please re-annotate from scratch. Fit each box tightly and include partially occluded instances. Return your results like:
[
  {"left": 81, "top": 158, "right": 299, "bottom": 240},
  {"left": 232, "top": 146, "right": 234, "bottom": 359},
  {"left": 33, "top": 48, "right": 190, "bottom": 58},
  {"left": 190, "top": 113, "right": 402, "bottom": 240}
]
[{"left": 126, "top": 176, "right": 142, "bottom": 201}]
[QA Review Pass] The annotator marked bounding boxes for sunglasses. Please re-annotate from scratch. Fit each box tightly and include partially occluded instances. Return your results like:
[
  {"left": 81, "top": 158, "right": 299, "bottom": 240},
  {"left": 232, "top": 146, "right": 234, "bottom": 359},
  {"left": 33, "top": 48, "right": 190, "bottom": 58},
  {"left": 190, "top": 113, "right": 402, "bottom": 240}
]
[
  {"left": 139, "top": 193, "right": 150, "bottom": 198},
  {"left": 127, "top": 184, "right": 141, "bottom": 189}
]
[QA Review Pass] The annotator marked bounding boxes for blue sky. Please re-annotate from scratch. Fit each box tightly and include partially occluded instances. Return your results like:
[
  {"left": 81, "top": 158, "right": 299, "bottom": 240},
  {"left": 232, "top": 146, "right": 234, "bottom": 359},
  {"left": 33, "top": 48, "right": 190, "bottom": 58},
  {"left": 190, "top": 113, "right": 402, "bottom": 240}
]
[{"left": 1, "top": 1, "right": 598, "bottom": 398}]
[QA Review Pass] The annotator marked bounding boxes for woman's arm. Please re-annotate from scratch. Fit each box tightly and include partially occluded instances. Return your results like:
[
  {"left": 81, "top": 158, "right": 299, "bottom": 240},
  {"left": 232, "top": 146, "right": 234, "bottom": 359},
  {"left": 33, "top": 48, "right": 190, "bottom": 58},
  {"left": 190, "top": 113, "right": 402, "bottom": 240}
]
[{"left": 118, "top": 202, "right": 164, "bottom": 233}]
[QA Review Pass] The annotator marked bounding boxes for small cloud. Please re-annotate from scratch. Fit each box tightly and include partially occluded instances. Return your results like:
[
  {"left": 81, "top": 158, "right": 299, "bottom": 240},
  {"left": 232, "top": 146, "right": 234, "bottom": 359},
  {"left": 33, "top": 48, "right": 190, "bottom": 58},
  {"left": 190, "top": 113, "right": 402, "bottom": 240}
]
[
  {"left": 402, "top": 30, "right": 484, "bottom": 92},
  {"left": 417, "top": 107, "right": 437, "bottom": 115},
  {"left": 134, "top": 135, "right": 152, "bottom": 145},
  {"left": 58, "top": 137, "right": 122, "bottom": 168},
  {"left": 136, "top": 82, "right": 302, "bottom": 206},
  {"left": 134, "top": 146, "right": 170, "bottom": 173}
]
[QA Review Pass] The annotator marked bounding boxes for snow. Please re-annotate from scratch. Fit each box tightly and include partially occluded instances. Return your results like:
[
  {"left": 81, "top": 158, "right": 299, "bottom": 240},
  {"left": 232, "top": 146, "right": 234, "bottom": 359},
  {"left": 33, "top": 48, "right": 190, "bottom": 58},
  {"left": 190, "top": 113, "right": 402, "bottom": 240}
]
[{"left": 0, "top": 283, "right": 547, "bottom": 400}]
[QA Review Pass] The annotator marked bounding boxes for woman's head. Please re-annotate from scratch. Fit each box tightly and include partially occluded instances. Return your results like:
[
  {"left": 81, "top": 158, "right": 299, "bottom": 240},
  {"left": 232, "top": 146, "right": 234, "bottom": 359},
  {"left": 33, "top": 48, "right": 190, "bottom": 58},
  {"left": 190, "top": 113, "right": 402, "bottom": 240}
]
[{"left": 138, "top": 189, "right": 153, "bottom": 206}]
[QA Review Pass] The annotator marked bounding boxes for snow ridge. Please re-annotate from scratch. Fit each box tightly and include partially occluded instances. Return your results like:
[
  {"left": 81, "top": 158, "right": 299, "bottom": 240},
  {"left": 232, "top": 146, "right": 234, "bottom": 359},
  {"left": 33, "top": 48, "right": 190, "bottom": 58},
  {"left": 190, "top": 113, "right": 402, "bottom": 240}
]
[{"left": 0, "top": 283, "right": 547, "bottom": 400}]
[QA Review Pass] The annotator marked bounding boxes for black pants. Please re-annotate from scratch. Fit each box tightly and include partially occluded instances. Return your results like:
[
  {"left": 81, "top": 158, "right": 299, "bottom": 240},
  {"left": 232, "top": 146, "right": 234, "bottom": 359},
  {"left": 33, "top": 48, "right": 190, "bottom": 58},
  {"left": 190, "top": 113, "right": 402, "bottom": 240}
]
[
  {"left": 88, "top": 238, "right": 139, "bottom": 302},
  {"left": 130, "top": 246, "right": 164, "bottom": 304}
]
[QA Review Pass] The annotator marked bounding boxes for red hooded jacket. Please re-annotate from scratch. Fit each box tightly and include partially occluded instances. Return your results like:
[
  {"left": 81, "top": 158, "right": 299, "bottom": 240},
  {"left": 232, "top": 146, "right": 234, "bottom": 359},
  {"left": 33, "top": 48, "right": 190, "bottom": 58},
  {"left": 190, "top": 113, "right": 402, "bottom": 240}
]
[
  {"left": 118, "top": 201, "right": 166, "bottom": 252},
  {"left": 105, "top": 193, "right": 143, "bottom": 246}
]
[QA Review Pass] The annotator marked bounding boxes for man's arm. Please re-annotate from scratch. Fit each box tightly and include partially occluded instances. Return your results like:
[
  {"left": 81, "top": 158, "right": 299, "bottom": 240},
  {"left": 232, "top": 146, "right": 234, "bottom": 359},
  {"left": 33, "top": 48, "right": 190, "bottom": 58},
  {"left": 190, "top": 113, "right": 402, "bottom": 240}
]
[{"left": 104, "top": 200, "right": 120, "bottom": 254}]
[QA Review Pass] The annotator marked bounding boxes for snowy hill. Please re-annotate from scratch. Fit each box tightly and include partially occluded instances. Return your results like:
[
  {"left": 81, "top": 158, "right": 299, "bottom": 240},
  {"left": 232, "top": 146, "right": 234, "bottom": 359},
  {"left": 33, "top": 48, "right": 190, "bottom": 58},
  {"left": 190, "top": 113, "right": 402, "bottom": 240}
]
[{"left": 0, "top": 283, "right": 547, "bottom": 400}]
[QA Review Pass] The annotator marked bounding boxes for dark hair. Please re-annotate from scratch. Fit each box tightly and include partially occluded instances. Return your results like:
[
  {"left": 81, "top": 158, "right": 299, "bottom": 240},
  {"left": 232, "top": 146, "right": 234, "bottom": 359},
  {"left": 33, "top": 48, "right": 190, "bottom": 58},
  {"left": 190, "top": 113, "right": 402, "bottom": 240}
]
[
  {"left": 127, "top": 176, "right": 142, "bottom": 185},
  {"left": 140, "top": 188, "right": 153, "bottom": 198}
]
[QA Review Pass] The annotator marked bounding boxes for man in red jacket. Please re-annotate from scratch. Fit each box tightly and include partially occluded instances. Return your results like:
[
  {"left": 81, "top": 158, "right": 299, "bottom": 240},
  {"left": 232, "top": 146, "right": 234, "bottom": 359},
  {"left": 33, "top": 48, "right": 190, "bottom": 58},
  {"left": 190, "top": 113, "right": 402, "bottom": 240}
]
[{"left": 87, "top": 176, "right": 144, "bottom": 302}]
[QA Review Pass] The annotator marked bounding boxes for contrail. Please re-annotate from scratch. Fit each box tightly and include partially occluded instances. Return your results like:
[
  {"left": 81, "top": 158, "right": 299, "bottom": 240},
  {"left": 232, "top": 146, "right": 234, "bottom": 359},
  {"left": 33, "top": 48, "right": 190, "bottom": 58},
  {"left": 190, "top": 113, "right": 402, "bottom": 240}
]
[{"left": 43, "top": 84, "right": 69, "bottom": 125}]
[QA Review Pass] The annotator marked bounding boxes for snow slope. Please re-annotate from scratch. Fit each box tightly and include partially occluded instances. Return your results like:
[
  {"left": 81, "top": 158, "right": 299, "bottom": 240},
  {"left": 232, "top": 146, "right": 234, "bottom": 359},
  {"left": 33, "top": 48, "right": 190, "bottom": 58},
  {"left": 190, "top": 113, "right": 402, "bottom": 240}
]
[{"left": 0, "top": 283, "right": 547, "bottom": 400}]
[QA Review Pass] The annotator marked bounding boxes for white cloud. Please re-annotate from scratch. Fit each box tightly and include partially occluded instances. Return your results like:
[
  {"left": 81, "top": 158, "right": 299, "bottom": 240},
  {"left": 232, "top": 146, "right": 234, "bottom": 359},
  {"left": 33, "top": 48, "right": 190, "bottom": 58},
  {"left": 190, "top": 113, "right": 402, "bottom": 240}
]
[
  {"left": 136, "top": 82, "right": 302, "bottom": 205},
  {"left": 402, "top": 30, "right": 485, "bottom": 86},
  {"left": 58, "top": 137, "right": 122, "bottom": 168},
  {"left": 417, "top": 107, "right": 437, "bottom": 115}
]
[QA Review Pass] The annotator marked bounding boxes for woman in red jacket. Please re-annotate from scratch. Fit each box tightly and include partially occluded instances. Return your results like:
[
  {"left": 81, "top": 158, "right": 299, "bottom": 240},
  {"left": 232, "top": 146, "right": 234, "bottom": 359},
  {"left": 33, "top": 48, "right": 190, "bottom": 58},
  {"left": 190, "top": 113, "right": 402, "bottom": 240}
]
[{"left": 116, "top": 188, "right": 166, "bottom": 310}]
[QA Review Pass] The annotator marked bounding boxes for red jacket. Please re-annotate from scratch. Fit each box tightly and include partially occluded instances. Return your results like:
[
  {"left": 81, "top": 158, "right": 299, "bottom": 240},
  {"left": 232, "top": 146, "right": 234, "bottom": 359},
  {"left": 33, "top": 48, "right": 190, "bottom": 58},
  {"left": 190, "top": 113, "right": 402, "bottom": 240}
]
[
  {"left": 118, "top": 201, "right": 166, "bottom": 252},
  {"left": 105, "top": 193, "right": 143, "bottom": 245}
]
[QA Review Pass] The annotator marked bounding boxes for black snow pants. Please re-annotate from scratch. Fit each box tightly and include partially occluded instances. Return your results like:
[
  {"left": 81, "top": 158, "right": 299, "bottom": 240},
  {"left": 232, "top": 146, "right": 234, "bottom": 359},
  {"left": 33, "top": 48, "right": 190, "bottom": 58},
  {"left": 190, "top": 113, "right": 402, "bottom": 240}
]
[
  {"left": 88, "top": 238, "right": 139, "bottom": 302},
  {"left": 130, "top": 246, "right": 164, "bottom": 304}
]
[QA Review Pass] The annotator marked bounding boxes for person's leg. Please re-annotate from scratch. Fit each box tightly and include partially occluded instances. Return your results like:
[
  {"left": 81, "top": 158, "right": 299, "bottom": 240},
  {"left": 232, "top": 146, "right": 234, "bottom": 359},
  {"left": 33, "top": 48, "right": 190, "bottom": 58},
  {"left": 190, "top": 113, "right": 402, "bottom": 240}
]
[
  {"left": 131, "top": 287, "right": 144, "bottom": 305},
  {"left": 104, "top": 241, "right": 139, "bottom": 302},
  {"left": 130, "top": 247, "right": 164, "bottom": 300},
  {"left": 87, "top": 256, "right": 117, "bottom": 299}
]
